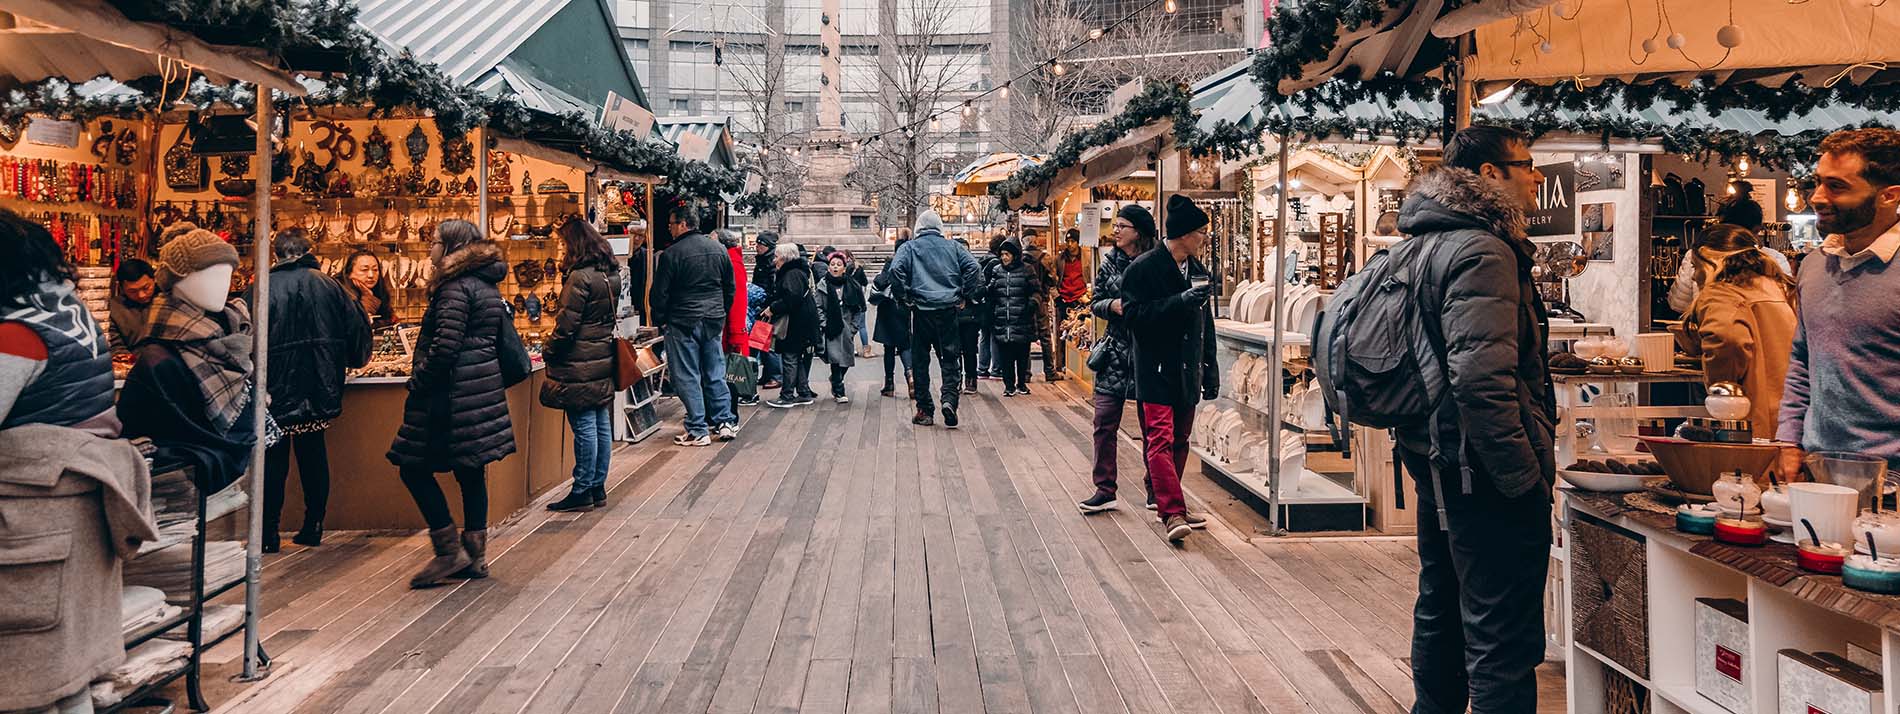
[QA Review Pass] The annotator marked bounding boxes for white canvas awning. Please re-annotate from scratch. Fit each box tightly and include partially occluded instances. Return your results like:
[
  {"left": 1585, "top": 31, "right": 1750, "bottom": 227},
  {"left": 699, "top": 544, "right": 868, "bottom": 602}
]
[
  {"left": 1270, "top": 0, "right": 1900, "bottom": 94},
  {"left": 0, "top": 0, "right": 306, "bottom": 94}
]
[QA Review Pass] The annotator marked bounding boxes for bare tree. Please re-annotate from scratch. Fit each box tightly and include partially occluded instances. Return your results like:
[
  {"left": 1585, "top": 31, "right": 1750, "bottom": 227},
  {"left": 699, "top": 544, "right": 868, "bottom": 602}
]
[
  {"left": 845, "top": 0, "right": 986, "bottom": 229},
  {"left": 721, "top": 27, "right": 803, "bottom": 228},
  {"left": 1074, "top": 5, "right": 1236, "bottom": 95},
  {"left": 1002, "top": 0, "right": 1097, "bottom": 154}
]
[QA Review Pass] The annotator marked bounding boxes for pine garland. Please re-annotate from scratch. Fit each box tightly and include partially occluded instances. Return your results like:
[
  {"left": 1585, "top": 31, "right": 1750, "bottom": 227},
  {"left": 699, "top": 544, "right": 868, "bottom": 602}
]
[{"left": 989, "top": 80, "right": 1195, "bottom": 205}]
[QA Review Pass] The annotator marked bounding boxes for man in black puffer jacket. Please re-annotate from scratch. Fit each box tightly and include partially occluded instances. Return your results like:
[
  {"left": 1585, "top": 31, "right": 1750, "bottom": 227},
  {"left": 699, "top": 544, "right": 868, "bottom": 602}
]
[
  {"left": 650, "top": 200, "right": 737, "bottom": 445},
  {"left": 263, "top": 228, "right": 370, "bottom": 551},
  {"left": 1394, "top": 126, "right": 1556, "bottom": 714}
]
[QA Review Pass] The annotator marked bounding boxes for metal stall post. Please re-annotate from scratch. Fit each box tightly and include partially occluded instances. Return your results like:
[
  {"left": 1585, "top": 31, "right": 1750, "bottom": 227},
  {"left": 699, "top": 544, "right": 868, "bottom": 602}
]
[{"left": 1266, "top": 135, "right": 1291, "bottom": 535}]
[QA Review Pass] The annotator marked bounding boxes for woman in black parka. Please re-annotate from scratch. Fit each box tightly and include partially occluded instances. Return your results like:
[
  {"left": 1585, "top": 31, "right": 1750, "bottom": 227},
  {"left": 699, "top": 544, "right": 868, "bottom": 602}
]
[
  {"left": 1076, "top": 204, "right": 1156, "bottom": 514},
  {"left": 387, "top": 220, "right": 515, "bottom": 588},
  {"left": 986, "top": 240, "right": 1042, "bottom": 396},
  {"left": 541, "top": 219, "right": 622, "bottom": 514}
]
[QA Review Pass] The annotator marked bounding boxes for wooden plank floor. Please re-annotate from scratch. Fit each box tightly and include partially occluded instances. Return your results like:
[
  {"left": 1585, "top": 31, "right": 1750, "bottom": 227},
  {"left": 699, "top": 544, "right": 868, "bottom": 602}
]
[{"left": 195, "top": 370, "right": 1565, "bottom": 714}]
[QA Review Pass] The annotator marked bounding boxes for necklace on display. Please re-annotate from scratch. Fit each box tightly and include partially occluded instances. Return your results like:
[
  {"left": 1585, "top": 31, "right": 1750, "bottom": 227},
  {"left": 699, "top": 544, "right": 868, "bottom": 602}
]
[{"left": 489, "top": 212, "right": 514, "bottom": 237}]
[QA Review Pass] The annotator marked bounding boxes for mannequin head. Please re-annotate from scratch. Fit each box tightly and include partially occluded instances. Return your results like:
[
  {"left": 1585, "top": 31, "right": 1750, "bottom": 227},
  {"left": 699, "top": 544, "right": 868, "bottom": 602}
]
[
  {"left": 172, "top": 264, "right": 234, "bottom": 311},
  {"left": 156, "top": 222, "right": 240, "bottom": 311}
]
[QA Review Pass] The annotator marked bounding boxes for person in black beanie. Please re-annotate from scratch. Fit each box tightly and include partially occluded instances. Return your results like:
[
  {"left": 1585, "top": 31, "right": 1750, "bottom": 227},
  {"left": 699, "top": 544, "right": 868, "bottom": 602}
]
[
  {"left": 1119, "top": 195, "right": 1218, "bottom": 542},
  {"left": 1076, "top": 203, "right": 1157, "bottom": 514}
]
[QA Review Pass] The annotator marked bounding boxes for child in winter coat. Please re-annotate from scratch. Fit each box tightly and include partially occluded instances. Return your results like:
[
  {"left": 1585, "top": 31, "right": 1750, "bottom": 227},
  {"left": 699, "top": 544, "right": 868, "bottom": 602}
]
[{"left": 986, "top": 241, "right": 1043, "bottom": 395}]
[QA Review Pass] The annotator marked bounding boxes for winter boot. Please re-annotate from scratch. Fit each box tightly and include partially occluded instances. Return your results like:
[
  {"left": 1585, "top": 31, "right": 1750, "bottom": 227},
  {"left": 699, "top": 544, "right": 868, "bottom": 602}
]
[
  {"left": 292, "top": 521, "right": 323, "bottom": 547},
  {"left": 452, "top": 529, "right": 489, "bottom": 579},
  {"left": 409, "top": 526, "right": 472, "bottom": 589}
]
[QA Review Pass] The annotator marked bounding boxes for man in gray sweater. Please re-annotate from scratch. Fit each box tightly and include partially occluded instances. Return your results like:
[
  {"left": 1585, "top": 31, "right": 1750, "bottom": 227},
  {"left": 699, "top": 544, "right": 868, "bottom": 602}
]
[{"left": 1778, "top": 128, "right": 1900, "bottom": 478}]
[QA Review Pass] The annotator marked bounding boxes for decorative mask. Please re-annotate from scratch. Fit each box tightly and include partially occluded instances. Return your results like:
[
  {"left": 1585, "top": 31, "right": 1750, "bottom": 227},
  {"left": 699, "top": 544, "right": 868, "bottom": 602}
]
[
  {"left": 362, "top": 125, "right": 393, "bottom": 169},
  {"left": 441, "top": 134, "right": 474, "bottom": 175},
  {"left": 404, "top": 123, "right": 429, "bottom": 165}
]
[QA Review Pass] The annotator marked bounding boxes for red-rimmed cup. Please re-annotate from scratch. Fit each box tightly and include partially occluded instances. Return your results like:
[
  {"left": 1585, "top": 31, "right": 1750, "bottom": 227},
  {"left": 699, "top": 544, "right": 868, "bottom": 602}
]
[
  {"left": 1714, "top": 518, "right": 1767, "bottom": 546},
  {"left": 1797, "top": 541, "right": 1848, "bottom": 574}
]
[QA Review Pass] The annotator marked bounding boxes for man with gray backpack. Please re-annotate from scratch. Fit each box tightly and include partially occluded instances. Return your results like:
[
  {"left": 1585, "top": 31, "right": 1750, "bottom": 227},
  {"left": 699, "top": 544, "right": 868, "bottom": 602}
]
[{"left": 1313, "top": 126, "right": 1556, "bottom": 714}]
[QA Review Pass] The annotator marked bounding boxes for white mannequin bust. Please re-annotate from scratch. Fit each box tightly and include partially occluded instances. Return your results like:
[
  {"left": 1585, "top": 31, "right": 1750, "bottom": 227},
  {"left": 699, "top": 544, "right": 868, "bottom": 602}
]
[{"left": 172, "top": 264, "right": 234, "bottom": 312}]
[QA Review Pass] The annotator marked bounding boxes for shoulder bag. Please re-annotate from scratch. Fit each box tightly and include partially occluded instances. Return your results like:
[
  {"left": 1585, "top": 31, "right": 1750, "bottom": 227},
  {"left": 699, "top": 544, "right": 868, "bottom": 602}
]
[{"left": 498, "top": 315, "right": 532, "bottom": 387}]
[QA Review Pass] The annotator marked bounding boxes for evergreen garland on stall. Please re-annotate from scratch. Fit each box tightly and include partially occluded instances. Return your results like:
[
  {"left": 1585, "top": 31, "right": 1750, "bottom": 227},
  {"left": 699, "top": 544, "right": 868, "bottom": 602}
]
[{"left": 989, "top": 80, "right": 1195, "bottom": 205}]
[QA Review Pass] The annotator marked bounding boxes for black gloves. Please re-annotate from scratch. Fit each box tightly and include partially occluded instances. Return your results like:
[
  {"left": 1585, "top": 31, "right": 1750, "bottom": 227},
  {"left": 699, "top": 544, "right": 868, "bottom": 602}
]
[{"left": 1183, "top": 282, "right": 1214, "bottom": 304}]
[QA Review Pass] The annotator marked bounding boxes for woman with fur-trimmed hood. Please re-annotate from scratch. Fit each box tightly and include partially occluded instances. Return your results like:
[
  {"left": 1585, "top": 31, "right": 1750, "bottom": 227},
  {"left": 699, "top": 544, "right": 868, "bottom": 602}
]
[{"left": 387, "top": 220, "right": 516, "bottom": 589}]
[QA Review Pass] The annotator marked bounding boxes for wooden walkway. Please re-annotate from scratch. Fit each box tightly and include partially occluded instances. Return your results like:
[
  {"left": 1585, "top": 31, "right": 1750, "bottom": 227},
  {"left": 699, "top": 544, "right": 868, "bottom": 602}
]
[{"left": 195, "top": 374, "right": 1562, "bottom": 714}]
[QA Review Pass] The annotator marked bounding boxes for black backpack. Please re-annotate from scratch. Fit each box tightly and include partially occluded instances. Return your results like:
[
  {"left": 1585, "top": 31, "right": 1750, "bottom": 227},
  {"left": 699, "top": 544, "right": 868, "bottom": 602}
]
[{"left": 1312, "top": 237, "right": 1449, "bottom": 429}]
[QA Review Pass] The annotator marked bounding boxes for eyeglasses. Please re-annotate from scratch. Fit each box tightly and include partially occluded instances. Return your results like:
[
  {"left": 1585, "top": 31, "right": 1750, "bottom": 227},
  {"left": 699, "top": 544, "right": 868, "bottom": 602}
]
[
  {"left": 1491, "top": 159, "right": 1536, "bottom": 170},
  {"left": 1112, "top": 221, "right": 1133, "bottom": 230}
]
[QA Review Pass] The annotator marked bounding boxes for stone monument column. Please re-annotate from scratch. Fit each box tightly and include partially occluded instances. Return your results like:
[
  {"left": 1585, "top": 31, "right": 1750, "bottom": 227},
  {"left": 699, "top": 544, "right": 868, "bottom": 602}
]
[{"left": 785, "top": 0, "right": 880, "bottom": 247}]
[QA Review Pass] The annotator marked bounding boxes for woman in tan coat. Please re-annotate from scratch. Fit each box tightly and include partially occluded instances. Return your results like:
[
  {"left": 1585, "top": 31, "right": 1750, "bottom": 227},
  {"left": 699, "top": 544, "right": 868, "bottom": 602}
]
[{"left": 1676, "top": 224, "right": 1798, "bottom": 438}]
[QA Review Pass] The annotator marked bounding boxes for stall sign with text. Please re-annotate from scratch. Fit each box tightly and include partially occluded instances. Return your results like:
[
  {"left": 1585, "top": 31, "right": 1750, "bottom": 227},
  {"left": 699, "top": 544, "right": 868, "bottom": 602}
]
[{"left": 1526, "top": 162, "right": 1575, "bottom": 237}]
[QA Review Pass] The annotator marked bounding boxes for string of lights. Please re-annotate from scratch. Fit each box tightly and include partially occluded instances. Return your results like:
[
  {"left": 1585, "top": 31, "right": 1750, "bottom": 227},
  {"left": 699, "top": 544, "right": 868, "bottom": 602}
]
[{"left": 797, "top": 0, "right": 1179, "bottom": 153}]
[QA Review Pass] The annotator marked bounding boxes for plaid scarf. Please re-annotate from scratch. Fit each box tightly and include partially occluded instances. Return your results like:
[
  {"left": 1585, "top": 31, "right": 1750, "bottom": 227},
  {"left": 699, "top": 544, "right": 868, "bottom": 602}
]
[{"left": 141, "top": 295, "right": 254, "bottom": 431}]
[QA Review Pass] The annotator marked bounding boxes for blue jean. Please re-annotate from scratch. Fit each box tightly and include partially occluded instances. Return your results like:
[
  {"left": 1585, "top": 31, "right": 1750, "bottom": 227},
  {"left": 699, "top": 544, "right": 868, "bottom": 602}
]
[
  {"left": 857, "top": 316, "right": 871, "bottom": 347},
  {"left": 665, "top": 318, "right": 736, "bottom": 436},
  {"left": 566, "top": 405, "right": 612, "bottom": 493}
]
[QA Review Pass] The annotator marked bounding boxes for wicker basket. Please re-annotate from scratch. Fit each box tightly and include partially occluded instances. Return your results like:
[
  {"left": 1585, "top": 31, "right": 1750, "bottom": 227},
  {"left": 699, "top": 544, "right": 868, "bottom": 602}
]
[
  {"left": 1604, "top": 666, "right": 1651, "bottom": 714},
  {"left": 1572, "top": 515, "right": 1650, "bottom": 678}
]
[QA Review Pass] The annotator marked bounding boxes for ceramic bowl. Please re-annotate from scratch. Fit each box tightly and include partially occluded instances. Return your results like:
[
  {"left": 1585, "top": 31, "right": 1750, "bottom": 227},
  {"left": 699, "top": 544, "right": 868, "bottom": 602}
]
[
  {"left": 1640, "top": 437, "right": 1780, "bottom": 496},
  {"left": 1558, "top": 468, "right": 1650, "bottom": 492}
]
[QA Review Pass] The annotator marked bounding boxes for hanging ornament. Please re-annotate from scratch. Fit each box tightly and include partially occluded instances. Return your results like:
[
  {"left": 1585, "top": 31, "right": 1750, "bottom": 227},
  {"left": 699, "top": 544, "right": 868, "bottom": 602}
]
[
  {"left": 1666, "top": 33, "right": 1687, "bottom": 49},
  {"left": 441, "top": 134, "right": 474, "bottom": 175},
  {"left": 1538, "top": 40, "right": 1554, "bottom": 54},
  {"left": 1715, "top": 25, "right": 1743, "bottom": 49},
  {"left": 404, "top": 123, "right": 430, "bottom": 165},
  {"left": 1641, "top": 37, "right": 1660, "bottom": 54},
  {"left": 363, "top": 125, "right": 393, "bottom": 169}
]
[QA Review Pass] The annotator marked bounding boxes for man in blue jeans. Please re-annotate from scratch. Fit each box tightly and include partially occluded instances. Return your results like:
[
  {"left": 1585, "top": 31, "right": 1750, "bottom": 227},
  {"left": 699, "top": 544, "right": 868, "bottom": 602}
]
[{"left": 650, "top": 200, "right": 738, "bottom": 446}]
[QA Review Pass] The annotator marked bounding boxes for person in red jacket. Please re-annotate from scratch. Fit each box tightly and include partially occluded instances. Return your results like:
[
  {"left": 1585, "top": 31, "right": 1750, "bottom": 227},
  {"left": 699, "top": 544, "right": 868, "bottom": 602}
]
[{"left": 717, "top": 229, "right": 755, "bottom": 405}]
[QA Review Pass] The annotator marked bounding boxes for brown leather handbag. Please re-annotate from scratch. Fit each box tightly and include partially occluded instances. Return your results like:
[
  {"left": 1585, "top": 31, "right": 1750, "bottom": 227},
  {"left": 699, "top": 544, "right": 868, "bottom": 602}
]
[{"left": 612, "top": 336, "right": 639, "bottom": 390}]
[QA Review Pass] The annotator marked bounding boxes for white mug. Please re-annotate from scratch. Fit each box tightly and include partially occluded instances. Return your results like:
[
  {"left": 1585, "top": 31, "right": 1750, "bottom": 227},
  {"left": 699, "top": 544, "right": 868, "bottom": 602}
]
[{"left": 1791, "top": 482, "right": 1860, "bottom": 546}]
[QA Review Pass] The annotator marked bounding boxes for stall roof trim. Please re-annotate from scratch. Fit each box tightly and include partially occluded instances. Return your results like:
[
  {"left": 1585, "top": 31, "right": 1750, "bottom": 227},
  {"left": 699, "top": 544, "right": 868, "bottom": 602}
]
[
  {"left": 355, "top": 0, "right": 647, "bottom": 112},
  {"left": 656, "top": 115, "right": 736, "bottom": 167},
  {"left": 0, "top": 0, "right": 307, "bottom": 94}
]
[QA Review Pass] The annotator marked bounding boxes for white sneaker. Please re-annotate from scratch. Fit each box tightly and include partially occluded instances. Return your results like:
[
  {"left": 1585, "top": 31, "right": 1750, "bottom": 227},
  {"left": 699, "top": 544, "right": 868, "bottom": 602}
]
[
  {"left": 672, "top": 432, "right": 710, "bottom": 447},
  {"left": 715, "top": 423, "right": 738, "bottom": 441},
  {"left": 835, "top": 395, "right": 851, "bottom": 404}
]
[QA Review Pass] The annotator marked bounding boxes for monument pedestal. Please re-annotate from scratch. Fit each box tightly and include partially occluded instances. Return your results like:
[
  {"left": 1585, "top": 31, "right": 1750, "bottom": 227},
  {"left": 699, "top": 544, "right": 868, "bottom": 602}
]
[{"left": 788, "top": 129, "right": 879, "bottom": 248}]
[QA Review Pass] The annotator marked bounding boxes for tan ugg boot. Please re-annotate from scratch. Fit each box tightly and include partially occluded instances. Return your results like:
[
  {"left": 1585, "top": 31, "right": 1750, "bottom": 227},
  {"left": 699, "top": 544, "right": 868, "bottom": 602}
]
[
  {"left": 452, "top": 529, "right": 489, "bottom": 579},
  {"left": 409, "top": 526, "right": 472, "bottom": 589}
]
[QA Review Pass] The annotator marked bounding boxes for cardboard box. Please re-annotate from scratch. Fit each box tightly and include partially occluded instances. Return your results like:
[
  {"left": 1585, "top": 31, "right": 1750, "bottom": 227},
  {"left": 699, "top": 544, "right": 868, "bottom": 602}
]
[{"left": 1695, "top": 598, "right": 1749, "bottom": 713}]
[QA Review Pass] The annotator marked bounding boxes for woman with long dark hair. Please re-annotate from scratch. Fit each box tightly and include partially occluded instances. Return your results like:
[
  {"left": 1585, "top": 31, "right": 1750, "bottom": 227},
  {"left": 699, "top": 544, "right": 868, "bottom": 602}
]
[
  {"left": 1077, "top": 205, "right": 1158, "bottom": 513},
  {"left": 542, "top": 219, "right": 622, "bottom": 513},
  {"left": 337, "top": 250, "right": 397, "bottom": 328},
  {"left": 386, "top": 220, "right": 515, "bottom": 587},
  {"left": 1676, "top": 223, "right": 1798, "bottom": 438}
]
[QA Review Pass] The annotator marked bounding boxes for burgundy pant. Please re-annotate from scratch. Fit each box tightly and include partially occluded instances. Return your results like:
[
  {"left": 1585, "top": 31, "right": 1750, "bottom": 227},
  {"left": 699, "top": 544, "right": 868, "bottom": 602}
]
[
  {"left": 1090, "top": 394, "right": 1148, "bottom": 496},
  {"left": 1138, "top": 401, "right": 1194, "bottom": 518}
]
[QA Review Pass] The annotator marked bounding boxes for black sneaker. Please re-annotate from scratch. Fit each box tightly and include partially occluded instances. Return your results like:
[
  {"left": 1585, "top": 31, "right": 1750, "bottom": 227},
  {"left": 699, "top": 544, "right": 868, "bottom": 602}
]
[
  {"left": 766, "top": 397, "right": 802, "bottom": 409},
  {"left": 736, "top": 395, "right": 760, "bottom": 406},
  {"left": 942, "top": 406, "right": 959, "bottom": 429},
  {"left": 1002, "top": 388, "right": 1016, "bottom": 397},
  {"left": 912, "top": 408, "right": 935, "bottom": 426},
  {"left": 1077, "top": 491, "right": 1119, "bottom": 514},
  {"left": 590, "top": 485, "right": 607, "bottom": 507},
  {"left": 794, "top": 394, "right": 818, "bottom": 405},
  {"left": 1019, "top": 384, "right": 1033, "bottom": 395},
  {"left": 548, "top": 490, "right": 595, "bottom": 512},
  {"left": 961, "top": 385, "right": 977, "bottom": 395},
  {"left": 1164, "top": 516, "right": 1192, "bottom": 542},
  {"left": 261, "top": 530, "right": 281, "bottom": 554},
  {"left": 1145, "top": 492, "right": 1157, "bottom": 511}
]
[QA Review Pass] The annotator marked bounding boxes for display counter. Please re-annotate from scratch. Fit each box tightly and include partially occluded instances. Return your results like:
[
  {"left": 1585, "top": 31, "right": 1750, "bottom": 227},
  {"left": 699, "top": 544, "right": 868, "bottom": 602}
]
[
  {"left": 274, "top": 363, "right": 571, "bottom": 530},
  {"left": 1562, "top": 489, "right": 1900, "bottom": 714}
]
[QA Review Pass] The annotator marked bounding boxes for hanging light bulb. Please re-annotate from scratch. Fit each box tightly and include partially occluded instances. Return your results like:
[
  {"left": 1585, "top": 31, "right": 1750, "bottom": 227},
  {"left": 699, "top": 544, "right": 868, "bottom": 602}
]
[
  {"left": 1288, "top": 177, "right": 1303, "bottom": 190},
  {"left": 1089, "top": 27, "right": 1103, "bottom": 39},
  {"left": 1051, "top": 60, "right": 1067, "bottom": 76},
  {"left": 1786, "top": 185, "right": 1801, "bottom": 211},
  {"left": 999, "top": 83, "right": 1010, "bottom": 99},
  {"left": 929, "top": 116, "right": 941, "bottom": 131},
  {"left": 1737, "top": 155, "right": 1752, "bottom": 175},
  {"left": 962, "top": 101, "right": 974, "bottom": 117},
  {"left": 1164, "top": 0, "right": 1177, "bottom": 13},
  {"left": 1726, "top": 182, "right": 1738, "bottom": 196}
]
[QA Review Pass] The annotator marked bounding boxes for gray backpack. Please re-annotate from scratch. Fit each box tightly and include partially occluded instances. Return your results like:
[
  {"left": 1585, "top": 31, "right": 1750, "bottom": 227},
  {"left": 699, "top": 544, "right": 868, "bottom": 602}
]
[{"left": 1312, "top": 237, "right": 1449, "bottom": 429}]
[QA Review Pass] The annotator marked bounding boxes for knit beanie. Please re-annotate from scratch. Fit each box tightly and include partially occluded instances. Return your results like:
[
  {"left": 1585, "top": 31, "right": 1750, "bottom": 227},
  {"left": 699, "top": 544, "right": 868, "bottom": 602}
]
[
  {"left": 915, "top": 210, "right": 945, "bottom": 234},
  {"left": 1117, "top": 204, "right": 1156, "bottom": 240},
  {"left": 755, "top": 230, "right": 779, "bottom": 249},
  {"left": 998, "top": 240, "right": 1023, "bottom": 260},
  {"left": 156, "top": 222, "right": 240, "bottom": 290},
  {"left": 1164, "top": 195, "right": 1209, "bottom": 240}
]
